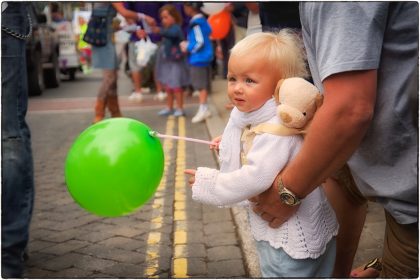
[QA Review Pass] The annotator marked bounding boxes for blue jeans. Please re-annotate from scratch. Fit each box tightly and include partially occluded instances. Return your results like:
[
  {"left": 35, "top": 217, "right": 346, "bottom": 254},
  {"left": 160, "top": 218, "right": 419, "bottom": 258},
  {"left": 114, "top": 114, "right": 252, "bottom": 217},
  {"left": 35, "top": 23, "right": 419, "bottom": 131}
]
[
  {"left": 255, "top": 238, "right": 336, "bottom": 277},
  {"left": 1, "top": 3, "right": 34, "bottom": 278}
]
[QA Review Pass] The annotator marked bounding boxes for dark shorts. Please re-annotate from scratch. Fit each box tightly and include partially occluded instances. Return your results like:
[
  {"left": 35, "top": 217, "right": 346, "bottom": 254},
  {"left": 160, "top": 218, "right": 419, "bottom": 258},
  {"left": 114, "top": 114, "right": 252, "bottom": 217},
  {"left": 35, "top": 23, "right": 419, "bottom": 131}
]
[
  {"left": 331, "top": 164, "right": 367, "bottom": 206},
  {"left": 333, "top": 164, "right": 418, "bottom": 278},
  {"left": 189, "top": 65, "right": 211, "bottom": 91},
  {"left": 381, "top": 211, "right": 418, "bottom": 278}
]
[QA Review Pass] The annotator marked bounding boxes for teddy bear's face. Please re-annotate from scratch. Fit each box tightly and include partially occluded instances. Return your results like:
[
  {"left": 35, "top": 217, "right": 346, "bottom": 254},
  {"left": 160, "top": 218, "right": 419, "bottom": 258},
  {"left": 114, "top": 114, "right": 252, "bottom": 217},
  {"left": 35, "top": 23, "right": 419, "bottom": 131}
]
[
  {"left": 277, "top": 97, "right": 317, "bottom": 129},
  {"left": 275, "top": 78, "right": 322, "bottom": 129}
]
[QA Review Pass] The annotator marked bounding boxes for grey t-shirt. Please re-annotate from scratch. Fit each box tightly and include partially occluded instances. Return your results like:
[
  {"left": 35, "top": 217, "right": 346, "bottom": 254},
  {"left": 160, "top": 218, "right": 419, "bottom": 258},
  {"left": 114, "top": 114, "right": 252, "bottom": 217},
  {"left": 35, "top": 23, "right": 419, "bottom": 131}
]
[{"left": 300, "top": 2, "right": 418, "bottom": 224}]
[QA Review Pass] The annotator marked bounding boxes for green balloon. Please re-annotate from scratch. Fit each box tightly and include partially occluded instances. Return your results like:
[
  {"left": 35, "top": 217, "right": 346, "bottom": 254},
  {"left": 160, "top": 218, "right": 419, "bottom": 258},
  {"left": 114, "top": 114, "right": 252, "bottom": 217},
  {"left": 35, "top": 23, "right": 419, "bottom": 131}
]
[{"left": 65, "top": 118, "right": 164, "bottom": 217}]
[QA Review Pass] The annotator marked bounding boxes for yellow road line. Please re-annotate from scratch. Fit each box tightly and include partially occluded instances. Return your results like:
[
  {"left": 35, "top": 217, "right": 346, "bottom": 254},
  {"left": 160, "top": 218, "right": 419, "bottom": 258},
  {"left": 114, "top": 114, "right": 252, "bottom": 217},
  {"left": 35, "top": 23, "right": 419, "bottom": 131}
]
[
  {"left": 172, "top": 116, "right": 188, "bottom": 278},
  {"left": 145, "top": 116, "right": 175, "bottom": 278}
]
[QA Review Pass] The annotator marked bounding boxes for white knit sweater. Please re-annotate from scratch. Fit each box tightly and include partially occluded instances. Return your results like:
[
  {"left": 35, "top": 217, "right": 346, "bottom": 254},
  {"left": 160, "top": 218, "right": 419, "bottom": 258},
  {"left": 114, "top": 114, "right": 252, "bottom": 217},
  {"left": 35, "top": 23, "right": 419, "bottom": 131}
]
[{"left": 191, "top": 99, "right": 338, "bottom": 259}]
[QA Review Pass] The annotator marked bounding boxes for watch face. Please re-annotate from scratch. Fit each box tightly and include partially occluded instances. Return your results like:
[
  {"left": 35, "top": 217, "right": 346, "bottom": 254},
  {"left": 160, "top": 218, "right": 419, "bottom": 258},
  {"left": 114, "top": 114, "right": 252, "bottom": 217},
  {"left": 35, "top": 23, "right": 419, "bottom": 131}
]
[{"left": 280, "top": 193, "right": 296, "bottom": 205}]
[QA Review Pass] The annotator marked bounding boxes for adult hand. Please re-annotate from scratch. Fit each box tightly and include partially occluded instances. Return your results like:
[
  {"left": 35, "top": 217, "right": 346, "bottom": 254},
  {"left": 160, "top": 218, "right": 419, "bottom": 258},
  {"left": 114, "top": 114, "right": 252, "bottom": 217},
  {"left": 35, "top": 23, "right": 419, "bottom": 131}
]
[
  {"left": 250, "top": 177, "right": 298, "bottom": 228},
  {"left": 223, "top": 3, "right": 234, "bottom": 13},
  {"left": 245, "top": 3, "right": 259, "bottom": 14},
  {"left": 184, "top": 169, "right": 196, "bottom": 187},
  {"left": 144, "top": 15, "right": 156, "bottom": 27}
]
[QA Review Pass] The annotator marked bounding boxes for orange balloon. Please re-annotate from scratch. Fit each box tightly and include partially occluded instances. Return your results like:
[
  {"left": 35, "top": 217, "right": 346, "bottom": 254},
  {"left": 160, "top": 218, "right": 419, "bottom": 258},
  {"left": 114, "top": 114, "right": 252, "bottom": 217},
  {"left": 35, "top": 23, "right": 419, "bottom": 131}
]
[{"left": 208, "top": 11, "right": 231, "bottom": 40}]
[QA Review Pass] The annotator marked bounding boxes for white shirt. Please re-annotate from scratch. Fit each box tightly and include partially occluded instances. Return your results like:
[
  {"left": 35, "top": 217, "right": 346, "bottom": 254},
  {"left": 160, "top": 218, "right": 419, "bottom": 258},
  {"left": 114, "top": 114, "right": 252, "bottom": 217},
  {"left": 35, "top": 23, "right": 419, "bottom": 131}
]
[{"left": 191, "top": 99, "right": 338, "bottom": 259}]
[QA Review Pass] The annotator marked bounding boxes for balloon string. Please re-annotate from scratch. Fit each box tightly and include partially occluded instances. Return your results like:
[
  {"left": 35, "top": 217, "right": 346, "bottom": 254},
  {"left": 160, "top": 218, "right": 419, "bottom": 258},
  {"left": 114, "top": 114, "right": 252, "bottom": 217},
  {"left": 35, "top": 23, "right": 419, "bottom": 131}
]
[{"left": 149, "top": 131, "right": 215, "bottom": 145}]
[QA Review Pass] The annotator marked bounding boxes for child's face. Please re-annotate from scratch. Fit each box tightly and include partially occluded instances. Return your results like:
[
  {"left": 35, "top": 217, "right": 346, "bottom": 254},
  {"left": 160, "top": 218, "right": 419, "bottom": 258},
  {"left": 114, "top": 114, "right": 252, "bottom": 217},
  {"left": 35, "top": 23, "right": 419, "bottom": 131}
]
[
  {"left": 183, "top": 5, "right": 193, "bottom": 16},
  {"left": 227, "top": 54, "right": 279, "bottom": 113},
  {"left": 160, "top": 9, "right": 175, "bottom": 28}
]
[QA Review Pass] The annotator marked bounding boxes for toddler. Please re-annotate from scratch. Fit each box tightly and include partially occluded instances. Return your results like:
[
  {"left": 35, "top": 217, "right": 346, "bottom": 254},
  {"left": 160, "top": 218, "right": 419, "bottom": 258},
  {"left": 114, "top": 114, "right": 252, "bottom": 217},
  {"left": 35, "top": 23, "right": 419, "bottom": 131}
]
[
  {"left": 151, "top": 4, "right": 189, "bottom": 117},
  {"left": 182, "top": 3, "right": 214, "bottom": 123},
  {"left": 185, "top": 30, "right": 338, "bottom": 277}
]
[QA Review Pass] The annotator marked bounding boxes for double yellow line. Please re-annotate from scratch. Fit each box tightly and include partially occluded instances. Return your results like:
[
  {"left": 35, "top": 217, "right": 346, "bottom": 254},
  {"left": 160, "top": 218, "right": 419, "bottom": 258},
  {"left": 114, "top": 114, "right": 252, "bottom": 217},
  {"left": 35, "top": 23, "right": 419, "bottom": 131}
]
[{"left": 144, "top": 116, "right": 189, "bottom": 278}]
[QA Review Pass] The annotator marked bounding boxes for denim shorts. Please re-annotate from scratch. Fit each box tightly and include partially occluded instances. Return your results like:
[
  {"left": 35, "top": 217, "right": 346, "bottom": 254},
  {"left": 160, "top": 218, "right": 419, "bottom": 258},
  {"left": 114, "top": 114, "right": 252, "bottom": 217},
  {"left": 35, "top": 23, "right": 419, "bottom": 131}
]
[{"left": 255, "top": 237, "right": 336, "bottom": 278}]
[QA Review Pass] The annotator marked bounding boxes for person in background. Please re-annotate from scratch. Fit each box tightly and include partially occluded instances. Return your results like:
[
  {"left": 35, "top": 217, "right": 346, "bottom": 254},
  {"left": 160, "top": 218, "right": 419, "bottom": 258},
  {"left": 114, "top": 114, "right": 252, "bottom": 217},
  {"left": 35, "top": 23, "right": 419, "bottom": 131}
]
[
  {"left": 185, "top": 31, "right": 338, "bottom": 278},
  {"left": 123, "top": 2, "right": 165, "bottom": 102},
  {"left": 244, "top": 3, "right": 261, "bottom": 36},
  {"left": 77, "top": 16, "right": 92, "bottom": 73},
  {"left": 50, "top": 2, "right": 65, "bottom": 24},
  {"left": 1, "top": 2, "right": 34, "bottom": 277},
  {"left": 218, "top": 6, "right": 235, "bottom": 79},
  {"left": 91, "top": 2, "right": 155, "bottom": 123},
  {"left": 258, "top": 2, "right": 301, "bottom": 32},
  {"left": 182, "top": 2, "right": 214, "bottom": 124},
  {"left": 151, "top": 4, "right": 189, "bottom": 117},
  {"left": 252, "top": 2, "right": 418, "bottom": 278},
  {"left": 229, "top": 3, "right": 248, "bottom": 42}
]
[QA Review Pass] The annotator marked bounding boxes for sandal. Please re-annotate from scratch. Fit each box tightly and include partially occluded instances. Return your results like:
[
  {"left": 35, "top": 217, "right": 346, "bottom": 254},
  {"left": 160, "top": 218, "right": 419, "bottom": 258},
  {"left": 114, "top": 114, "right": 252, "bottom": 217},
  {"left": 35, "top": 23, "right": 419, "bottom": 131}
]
[{"left": 351, "top": 258, "right": 382, "bottom": 278}]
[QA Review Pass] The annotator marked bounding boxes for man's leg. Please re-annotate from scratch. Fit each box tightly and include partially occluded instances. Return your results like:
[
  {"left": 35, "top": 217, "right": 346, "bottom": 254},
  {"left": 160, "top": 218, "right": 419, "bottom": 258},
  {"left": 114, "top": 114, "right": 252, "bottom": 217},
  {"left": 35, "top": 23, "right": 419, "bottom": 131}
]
[
  {"left": 380, "top": 211, "right": 418, "bottom": 278},
  {"left": 325, "top": 165, "right": 368, "bottom": 277},
  {"left": 1, "top": 3, "right": 35, "bottom": 277}
]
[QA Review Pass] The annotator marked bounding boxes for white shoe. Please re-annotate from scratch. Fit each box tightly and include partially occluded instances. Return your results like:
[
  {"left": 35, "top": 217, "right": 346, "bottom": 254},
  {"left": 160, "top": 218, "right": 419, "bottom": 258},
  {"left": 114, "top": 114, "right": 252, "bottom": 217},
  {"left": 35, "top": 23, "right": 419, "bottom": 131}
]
[
  {"left": 128, "top": 92, "right": 143, "bottom": 102},
  {"left": 192, "top": 108, "right": 211, "bottom": 123},
  {"left": 192, "top": 90, "right": 200, "bottom": 97},
  {"left": 154, "top": 91, "right": 167, "bottom": 101}
]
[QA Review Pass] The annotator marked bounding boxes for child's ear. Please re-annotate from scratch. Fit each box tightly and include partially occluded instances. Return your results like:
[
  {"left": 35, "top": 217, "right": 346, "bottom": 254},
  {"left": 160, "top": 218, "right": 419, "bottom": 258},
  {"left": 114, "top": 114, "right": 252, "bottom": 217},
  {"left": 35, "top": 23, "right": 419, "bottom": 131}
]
[{"left": 274, "top": 79, "right": 285, "bottom": 103}]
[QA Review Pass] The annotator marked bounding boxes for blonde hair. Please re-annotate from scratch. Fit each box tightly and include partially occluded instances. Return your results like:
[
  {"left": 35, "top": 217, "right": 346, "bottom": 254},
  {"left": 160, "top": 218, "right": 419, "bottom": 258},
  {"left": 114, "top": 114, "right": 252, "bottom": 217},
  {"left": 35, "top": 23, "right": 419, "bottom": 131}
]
[{"left": 230, "top": 29, "right": 308, "bottom": 80}]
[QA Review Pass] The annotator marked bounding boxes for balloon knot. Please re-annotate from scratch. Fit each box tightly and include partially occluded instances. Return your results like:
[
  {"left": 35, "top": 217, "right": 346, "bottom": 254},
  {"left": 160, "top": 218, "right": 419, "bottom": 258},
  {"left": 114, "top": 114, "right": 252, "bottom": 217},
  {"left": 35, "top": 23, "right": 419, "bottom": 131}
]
[{"left": 149, "top": 130, "right": 158, "bottom": 137}]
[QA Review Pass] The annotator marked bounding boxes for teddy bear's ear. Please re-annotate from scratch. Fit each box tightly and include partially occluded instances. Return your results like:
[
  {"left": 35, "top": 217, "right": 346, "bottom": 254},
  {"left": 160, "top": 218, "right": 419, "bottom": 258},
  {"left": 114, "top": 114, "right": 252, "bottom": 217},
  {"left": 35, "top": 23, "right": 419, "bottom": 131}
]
[
  {"left": 274, "top": 79, "right": 285, "bottom": 103},
  {"left": 315, "top": 93, "right": 323, "bottom": 109}
]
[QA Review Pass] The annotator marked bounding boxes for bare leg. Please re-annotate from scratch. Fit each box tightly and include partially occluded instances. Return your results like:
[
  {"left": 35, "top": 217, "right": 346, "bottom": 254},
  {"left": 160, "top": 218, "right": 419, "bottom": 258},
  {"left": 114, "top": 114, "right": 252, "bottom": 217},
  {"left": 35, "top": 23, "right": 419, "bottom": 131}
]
[
  {"left": 324, "top": 177, "right": 367, "bottom": 277},
  {"left": 174, "top": 88, "right": 184, "bottom": 110},
  {"left": 166, "top": 88, "right": 174, "bottom": 110},
  {"left": 131, "top": 71, "right": 142, "bottom": 93},
  {"left": 199, "top": 89, "right": 208, "bottom": 105}
]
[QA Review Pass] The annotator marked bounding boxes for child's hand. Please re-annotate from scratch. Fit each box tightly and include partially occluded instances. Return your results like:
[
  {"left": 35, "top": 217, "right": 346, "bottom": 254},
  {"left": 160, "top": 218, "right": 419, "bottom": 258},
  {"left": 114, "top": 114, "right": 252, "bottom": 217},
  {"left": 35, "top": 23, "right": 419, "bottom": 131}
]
[
  {"left": 210, "top": 135, "right": 222, "bottom": 151},
  {"left": 180, "top": 40, "right": 188, "bottom": 53},
  {"left": 151, "top": 26, "right": 160, "bottom": 34},
  {"left": 184, "top": 169, "right": 196, "bottom": 187}
]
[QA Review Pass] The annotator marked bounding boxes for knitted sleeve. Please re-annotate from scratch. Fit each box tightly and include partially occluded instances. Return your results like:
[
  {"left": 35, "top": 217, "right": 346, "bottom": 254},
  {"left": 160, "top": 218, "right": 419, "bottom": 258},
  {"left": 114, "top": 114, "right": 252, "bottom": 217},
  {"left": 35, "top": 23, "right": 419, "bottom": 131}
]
[{"left": 192, "top": 134, "right": 302, "bottom": 206}]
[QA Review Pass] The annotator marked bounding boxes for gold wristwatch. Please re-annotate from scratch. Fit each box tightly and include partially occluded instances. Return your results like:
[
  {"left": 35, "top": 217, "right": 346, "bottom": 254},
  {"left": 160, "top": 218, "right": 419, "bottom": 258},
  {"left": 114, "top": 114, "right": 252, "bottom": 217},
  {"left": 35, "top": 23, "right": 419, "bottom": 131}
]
[{"left": 278, "top": 177, "right": 301, "bottom": 206}]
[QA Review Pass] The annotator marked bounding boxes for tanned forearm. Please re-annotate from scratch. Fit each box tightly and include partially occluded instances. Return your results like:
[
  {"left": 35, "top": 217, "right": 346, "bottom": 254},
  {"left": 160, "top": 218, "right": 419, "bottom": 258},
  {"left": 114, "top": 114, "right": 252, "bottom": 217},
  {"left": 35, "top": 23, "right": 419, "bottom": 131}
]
[
  {"left": 281, "top": 70, "right": 377, "bottom": 198},
  {"left": 112, "top": 3, "right": 141, "bottom": 21}
]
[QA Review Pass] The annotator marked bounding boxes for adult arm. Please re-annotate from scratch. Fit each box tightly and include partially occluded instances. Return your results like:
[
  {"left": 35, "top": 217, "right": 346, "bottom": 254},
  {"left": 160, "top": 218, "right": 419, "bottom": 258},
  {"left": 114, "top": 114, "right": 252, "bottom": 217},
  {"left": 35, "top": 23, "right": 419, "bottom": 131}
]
[
  {"left": 112, "top": 2, "right": 156, "bottom": 26},
  {"left": 253, "top": 69, "right": 377, "bottom": 227}
]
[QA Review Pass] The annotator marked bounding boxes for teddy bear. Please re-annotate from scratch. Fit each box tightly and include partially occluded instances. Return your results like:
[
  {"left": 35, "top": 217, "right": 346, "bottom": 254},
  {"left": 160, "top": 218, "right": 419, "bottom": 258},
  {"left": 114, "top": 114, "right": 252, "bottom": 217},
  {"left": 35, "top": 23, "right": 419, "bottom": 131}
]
[{"left": 274, "top": 77, "right": 323, "bottom": 131}]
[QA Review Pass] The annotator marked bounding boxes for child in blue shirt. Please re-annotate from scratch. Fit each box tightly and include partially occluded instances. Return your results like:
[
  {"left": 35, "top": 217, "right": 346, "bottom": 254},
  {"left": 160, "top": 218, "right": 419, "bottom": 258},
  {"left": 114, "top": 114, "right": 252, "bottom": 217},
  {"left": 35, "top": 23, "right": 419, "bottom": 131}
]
[{"left": 182, "top": 3, "right": 214, "bottom": 123}]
